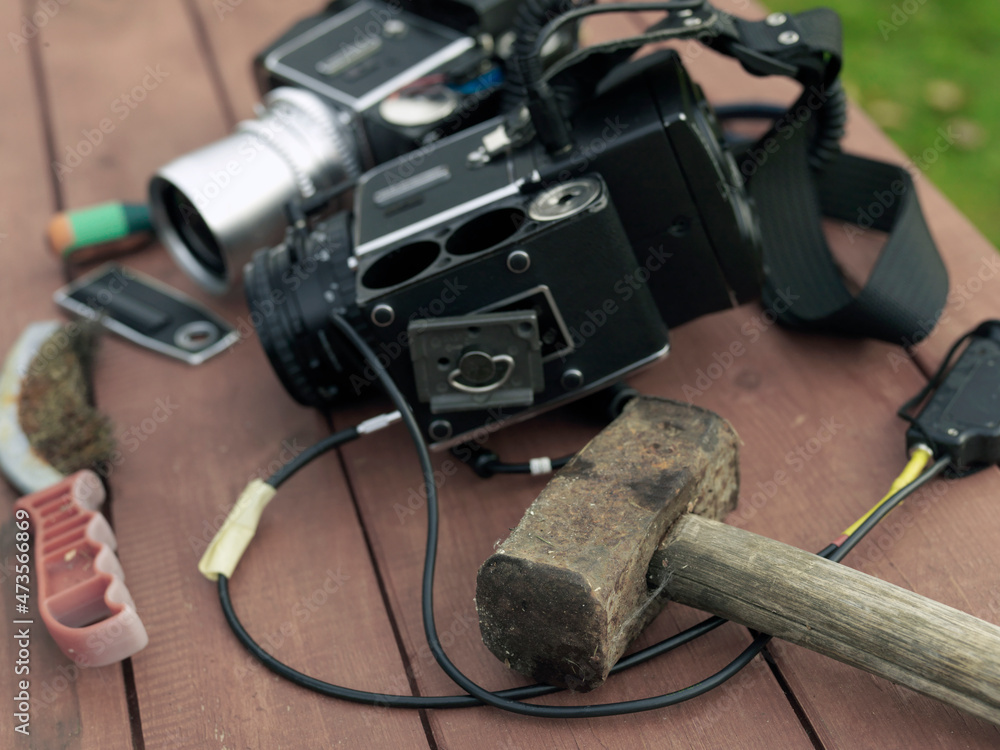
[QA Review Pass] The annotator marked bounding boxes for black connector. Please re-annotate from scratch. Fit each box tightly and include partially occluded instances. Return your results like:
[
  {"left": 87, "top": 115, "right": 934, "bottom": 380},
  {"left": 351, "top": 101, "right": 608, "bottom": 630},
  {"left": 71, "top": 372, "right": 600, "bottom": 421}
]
[
  {"left": 451, "top": 442, "right": 501, "bottom": 478},
  {"left": 903, "top": 320, "right": 1000, "bottom": 474},
  {"left": 451, "top": 383, "right": 637, "bottom": 479}
]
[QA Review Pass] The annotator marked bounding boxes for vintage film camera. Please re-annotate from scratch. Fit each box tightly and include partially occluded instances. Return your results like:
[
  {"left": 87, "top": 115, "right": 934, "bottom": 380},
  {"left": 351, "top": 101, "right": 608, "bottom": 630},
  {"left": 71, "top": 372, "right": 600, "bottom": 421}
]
[
  {"left": 245, "top": 2, "right": 937, "bottom": 452},
  {"left": 149, "top": 0, "right": 576, "bottom": 292},
  {"left": 245, "top": 0, "right": 789, "bottom": 448}
]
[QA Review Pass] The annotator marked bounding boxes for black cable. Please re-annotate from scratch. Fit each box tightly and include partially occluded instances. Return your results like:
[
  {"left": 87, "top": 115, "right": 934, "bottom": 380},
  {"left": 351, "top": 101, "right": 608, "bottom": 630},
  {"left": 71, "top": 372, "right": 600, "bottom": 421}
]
[
  {"left": 265, "top": 426, "right": 359, "bottom": 489},
  {"left": 897, "top": 330, "right": 978, "bottom": 434},
  {"left": 455, "top": 443, "right": 576, "bottom": 477},
  {"left": 531, "top": 3, "right": 711, "bottom": 87},
  {"left": 218, "top": 576, "right": 730, "bottom": 707},
  {"left": 331, "top": 312, "right": 767, "bottom": 717},
  {"left": 528, "top": 0, "right": 707, "bottom": 67},
  {"left": 714, "top": 83, "right": 848, "bottom": 170},
  {"left": 829, "top": 456, "right": 951, "bottom": 562},
  {"left": 456, "top": 383, "right": 637, "bottom": 477},
  {"left": 501, "top": 0, "right": 596, "bottom": 112},
  {"left": 513, "top": 1, "right": 709, "bottom": 151},
  {"left": 218, "top": 309, "right": 762, "bottom": 713},
  {"left": 215, "top": 313, "right": 950, "bottom": 716},
  {"left": 714, "top": 103, "right": 789, "bottom": 121},
  {"left": 487, "top": 455, "right": 573, "bottom": 474}
]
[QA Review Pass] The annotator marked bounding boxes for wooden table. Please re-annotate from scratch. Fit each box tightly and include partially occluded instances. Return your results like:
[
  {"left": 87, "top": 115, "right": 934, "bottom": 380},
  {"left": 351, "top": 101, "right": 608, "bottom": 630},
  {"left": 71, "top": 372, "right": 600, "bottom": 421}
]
[{"left": 2, "top": 1, "right": 999, "bottom": 748}]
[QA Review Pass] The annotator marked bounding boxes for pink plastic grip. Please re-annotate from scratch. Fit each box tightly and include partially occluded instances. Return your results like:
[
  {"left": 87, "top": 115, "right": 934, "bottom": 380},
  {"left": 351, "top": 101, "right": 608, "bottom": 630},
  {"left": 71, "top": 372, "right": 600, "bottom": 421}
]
[{"left": 13, "top": 471, "right": 148, "bottom": 666}]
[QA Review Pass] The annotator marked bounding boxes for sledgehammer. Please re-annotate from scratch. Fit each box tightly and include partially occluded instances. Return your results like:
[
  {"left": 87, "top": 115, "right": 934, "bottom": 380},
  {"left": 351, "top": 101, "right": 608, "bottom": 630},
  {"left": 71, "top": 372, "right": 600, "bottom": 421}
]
[{"left": 475, "top": 397, "right": 1000, "bottom": 725}]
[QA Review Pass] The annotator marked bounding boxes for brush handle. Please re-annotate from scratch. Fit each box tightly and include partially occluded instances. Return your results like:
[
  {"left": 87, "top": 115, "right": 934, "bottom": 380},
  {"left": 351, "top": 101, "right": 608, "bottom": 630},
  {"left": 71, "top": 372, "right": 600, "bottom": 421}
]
[
  {"left": 650, "top": 515, "right": 1000, "bottom": 725},
  {"left": 14, "top": 471, "right": 148, "bottom": 666}
]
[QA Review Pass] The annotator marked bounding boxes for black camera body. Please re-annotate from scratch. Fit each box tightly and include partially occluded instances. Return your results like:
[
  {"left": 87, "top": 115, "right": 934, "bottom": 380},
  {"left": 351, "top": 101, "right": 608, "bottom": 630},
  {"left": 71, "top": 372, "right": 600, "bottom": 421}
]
[
  {"left": 248, "top": 49, "right": 763, "bottom": 447},
  {"left": 254, "top": 0, "right": 518, "bottom": 171},
  {"left": 152, "top": 0, "right": 535, "bottom": 292}
]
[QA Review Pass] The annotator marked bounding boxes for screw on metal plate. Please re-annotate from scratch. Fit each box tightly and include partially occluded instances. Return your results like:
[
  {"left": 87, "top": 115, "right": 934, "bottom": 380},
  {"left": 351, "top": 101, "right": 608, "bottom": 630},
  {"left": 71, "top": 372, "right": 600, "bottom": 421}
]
[
  {"left": 409, "top": 311, "right": 544, "bottom": 413},
  {"left": 448, "top": 353, "right": 516, "bottom": 394},
  {"left": 561, "top": 369, "right": 584, "bottom": 390},
  {"left": 429, "top": 419, "right": 453, "bottom": 441},
  {"left": 507, "top": 250, "right": 531, "bottom": 273},
  {"left": 372, "top": 304, "right": 395, "bottom": 327}
]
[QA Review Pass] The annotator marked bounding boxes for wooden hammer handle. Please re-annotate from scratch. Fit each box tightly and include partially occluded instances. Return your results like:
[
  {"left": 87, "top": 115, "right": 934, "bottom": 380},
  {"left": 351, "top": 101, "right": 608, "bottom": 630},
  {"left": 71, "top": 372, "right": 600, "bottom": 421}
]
[{"left": 651, "top": 515, "right": 1000, "bottom": 725}]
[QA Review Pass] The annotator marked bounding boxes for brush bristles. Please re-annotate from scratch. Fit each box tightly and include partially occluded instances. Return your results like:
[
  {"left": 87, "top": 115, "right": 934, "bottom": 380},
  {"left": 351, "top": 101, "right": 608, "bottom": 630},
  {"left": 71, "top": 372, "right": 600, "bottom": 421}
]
[{"left": 18, "top": 322, "right": 115, "bottom": 475}]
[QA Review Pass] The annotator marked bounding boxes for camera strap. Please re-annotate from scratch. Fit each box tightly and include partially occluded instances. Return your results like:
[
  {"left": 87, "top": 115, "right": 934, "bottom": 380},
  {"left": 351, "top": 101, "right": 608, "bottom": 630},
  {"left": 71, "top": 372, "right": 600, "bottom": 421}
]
[
  {"left": 524, "top": 3, "right": 948, "bottom": 345},
  {"left": 748, "top": 114, "right": 948, "bottom": 345},
  {"left": 712, "top": 8, "right": 949, "bottom": 345}
]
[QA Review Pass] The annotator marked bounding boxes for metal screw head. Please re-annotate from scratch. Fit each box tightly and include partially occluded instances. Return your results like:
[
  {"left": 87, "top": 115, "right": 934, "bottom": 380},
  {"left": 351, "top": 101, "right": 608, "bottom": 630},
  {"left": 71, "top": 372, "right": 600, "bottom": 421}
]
[
  {"left": 947, "top": 428, "right": 960, "bottom": 437},
  {"left": 561, "top": 369, "right": 584, "bottom": 390},
  {"left": 683, "top": 16, "right": 703, "bottom": 27},
  {"left": 383, "top": 19, "right": 407, "bottom": 37},
  {"left": 371, "top": 304, "right": 395, "bottom": 327},
  {"left": 778, "top": 30, "right": 800, "bottom": 45},
  {"left": 506, "top": 250, "right": 531, "bottom": 273},
  {"left": 766, "top": 12, "right": 788, "bottom": 26},
  {"left": 459, "top": 351, "right": 496, "bottom": 385},
  {"left": 429, "top": 420, "right": 453, "bottom": 441}
]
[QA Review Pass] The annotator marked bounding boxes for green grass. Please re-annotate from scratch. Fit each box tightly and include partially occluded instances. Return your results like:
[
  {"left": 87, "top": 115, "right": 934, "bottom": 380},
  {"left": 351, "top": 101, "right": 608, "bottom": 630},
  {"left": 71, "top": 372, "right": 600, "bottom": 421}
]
[{"left": 774, "top": 0, "right": 1000, "bottom": 246}]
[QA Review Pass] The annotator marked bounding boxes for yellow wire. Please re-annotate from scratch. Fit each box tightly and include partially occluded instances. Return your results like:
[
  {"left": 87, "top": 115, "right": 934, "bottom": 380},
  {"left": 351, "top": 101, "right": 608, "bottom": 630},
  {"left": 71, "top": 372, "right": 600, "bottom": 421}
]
[{"left": 841, "top": 446, "right": 934, "bottom": 538}]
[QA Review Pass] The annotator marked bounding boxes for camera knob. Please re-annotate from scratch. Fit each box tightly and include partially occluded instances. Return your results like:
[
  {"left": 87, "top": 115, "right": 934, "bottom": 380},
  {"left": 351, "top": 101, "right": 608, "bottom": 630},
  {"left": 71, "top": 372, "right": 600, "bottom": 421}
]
[{"left": 459, "top": 350, "right": 497, "bottom": 385}]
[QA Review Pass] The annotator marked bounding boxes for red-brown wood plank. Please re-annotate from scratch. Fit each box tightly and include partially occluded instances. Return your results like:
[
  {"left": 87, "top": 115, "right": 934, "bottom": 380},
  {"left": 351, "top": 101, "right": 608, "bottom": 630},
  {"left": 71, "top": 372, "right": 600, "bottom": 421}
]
[
  {"left": 182, "top": 0, "right": 325, "bottom": 119},
  {"left": 334, "top": 409, "right": 817, "bottom": 749},
  {"left": 333, "top": 2, "right": 1000, "bottom": 747},
  {"left": 665, "top": 1, "right": 1000, "bottom": 746},
  {"left": 7, "top": 0, "right": 999, "bottom": 747},
  {"left": 195, "top": 4, "right": 810, "bottom": 745},
  {"left": 327, "top": 8, "right": 818, "bottom": 750},
  {"left": 0, "top": 1, "right": 135, "bottom": 747},
  {"left": 636, "top": 310, "right": 1000, "bottom": 748},
  {"left": 25, "top": 0, "right": 429, "bottom": 747}
]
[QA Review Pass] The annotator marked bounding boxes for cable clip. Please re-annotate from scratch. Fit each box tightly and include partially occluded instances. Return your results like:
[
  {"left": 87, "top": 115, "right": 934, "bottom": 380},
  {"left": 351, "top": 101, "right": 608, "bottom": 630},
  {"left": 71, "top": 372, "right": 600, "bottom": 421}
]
[
  {"left": 198, "top": 480, "right": 277, "bottom": 581},
  {"left": 528, "top": 457, "right": 554, "bottom": 476}
]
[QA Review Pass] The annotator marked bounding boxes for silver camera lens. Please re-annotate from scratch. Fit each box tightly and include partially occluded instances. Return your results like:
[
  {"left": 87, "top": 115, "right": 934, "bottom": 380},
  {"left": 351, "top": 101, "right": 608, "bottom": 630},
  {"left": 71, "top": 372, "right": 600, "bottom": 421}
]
[{"left": 149, "top": 87, "right": 361, "bottom": 293}]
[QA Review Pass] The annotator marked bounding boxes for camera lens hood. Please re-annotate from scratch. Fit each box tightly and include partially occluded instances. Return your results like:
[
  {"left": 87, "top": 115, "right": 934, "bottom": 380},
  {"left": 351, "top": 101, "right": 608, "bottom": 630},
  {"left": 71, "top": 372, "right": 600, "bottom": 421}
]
[{"left": 150, "top": 88, "right": 361, "bottom": 293}]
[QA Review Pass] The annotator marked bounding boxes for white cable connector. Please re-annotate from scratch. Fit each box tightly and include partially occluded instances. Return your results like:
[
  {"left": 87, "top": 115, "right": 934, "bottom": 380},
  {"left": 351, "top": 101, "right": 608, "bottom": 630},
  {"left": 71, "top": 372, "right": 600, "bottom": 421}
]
[
  {"left": 528, "top": 457, "right": 554, "bottom": 476},
  {"left": 357, "top": 411, "right": 403, "bottom": 435}
]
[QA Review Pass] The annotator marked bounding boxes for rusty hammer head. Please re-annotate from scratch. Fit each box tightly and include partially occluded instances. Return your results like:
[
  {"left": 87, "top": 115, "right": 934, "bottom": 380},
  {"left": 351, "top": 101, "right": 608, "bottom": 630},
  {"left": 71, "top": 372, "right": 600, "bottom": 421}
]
[{"left": 475, "top": 396, "right": 739, "bottom": 691}]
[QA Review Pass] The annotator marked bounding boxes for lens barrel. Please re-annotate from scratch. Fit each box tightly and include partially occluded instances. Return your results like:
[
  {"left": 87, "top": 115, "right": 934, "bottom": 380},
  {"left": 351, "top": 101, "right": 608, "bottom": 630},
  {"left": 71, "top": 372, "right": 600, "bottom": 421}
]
[
  {"left": 244, "top": 211, "right": 364, "bottom": 408},
  {"left": 150, "top": 88, "right": 361, "bottom": 293}
]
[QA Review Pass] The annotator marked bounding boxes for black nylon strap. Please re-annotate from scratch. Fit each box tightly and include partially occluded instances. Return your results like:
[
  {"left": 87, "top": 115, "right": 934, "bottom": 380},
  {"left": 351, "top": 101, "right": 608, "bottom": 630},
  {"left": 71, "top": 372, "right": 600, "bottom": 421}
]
[
  {"left": 527, "top": 2, "right": 949, "bottom": 345},
  {"left": 746, "top": 102, "right": 948, "bottom": 343},
  {"left": 725, "top": 9, "right": 949, "bottom": 345}
]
